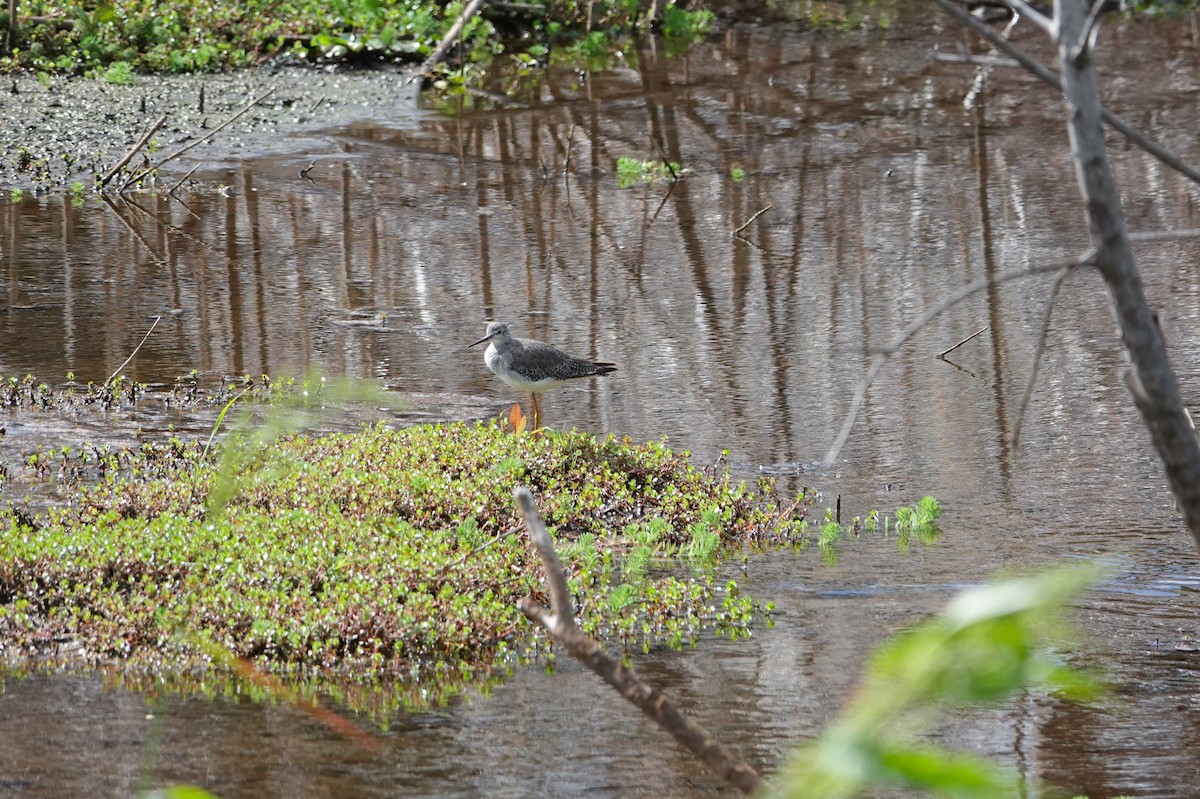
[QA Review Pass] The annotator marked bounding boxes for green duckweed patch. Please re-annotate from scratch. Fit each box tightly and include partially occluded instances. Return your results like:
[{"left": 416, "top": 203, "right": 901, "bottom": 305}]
[{"left": 0, "top": 419, "right": 814, "bottom": 714}]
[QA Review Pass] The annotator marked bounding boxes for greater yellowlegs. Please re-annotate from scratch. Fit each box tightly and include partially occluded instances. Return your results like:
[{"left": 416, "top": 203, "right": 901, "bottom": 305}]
[{"left": 469, "top": 321, "right": 617, "bottom": 429}]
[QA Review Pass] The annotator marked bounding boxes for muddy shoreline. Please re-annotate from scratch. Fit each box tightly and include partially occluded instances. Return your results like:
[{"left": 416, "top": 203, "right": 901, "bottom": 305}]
[{"left": 0, "top": 64, "right": 423, "bottom": 191}]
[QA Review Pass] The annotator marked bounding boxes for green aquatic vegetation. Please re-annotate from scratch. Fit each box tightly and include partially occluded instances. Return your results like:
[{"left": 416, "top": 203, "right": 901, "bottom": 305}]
[
  {"left": 616, "top": 156, "right": 682, "bottom": 188},
  {"left": 765, "top": 0, "right": 900, "bottom": 30},
  {"left": 893, "top": 495, "right": 942, "bottom": 547},
  {"left": 686, "top": 507, "right": 722, "bottom": 562},
  {"left": 660, "top": 5, "right": 714, "bottom": 36},
  {"left": 2, "top": 371, "right": 149, "bottom": 412},
  {"left": 0, "top": 370, "right": 943, "bottom": 715},
  {"left": 0, "top": 420, "right": 805, "bottom": 712},
  {"left": 3, "top": 0, "right": 715, "bottom": 79},
  {"left": 621, "top": 542, "right": 653, "bottom": 581},
  {"left": 102, "top": 59, "right": 135, "bottom": 84},
  {"left": 818, "top": 520, "right": 842, "bottom": 547}
]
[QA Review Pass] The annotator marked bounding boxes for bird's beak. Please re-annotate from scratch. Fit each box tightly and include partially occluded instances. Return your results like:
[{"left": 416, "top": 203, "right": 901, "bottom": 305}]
[{"left": 467, "top": 333, "right": 492, "bottom": 349}]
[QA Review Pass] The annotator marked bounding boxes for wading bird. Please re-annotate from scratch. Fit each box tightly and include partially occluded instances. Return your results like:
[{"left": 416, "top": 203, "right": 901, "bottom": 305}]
[{"left": 469, "top": 321, "right": 617, "bottom": 429}]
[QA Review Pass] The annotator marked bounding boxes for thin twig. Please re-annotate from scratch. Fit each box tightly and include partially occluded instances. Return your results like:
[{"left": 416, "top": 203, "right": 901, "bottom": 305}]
[
  {"left": 563, "top": 123, "right": 577, "bottom": 177},
  {"left": 1129, "top": 228, "right": 1200, "bottom": 242},
  {"left": 938, "top": 356, "right": 981, "bottom": 379},
  {"left": 166, "top": 163, "right": 200, "bottom": 196},
  {"left": 99, "top": 193, "right": 162, "bottom": 263},
  {"left": 933, "top": 52, "right": 1020, "bottom": 68},
  {"left": 938, "top": 326, "right": 988, "bottom": 358},
  {"left": 1073, "top": 0, "right": 1110, "bottom": 63},
  {"left": 514, "top": 487, "right": 767, "bottom": 796},
  {"left": 165, "top": 190, "right": 202, "bottom": 221},
  {"left": 1004, "top": 0, "right": 1055, "bottom": 35},
  {"left": 100, "top": 114, "right": 167, "bottom": 189},
  {"left": 652, "top": 137, "right": 679, "bottom": 182},
  {"left": 732, "top": 233, "right": 768, "bottom": 254},
  {"left": 823, "top": 253, "right": 1094, "bottom": 466},
  {"left": 649, "top": 180, "right": 676, "bottom": 225},
  {"left": 119, "top": 88, "right": 276, "bottom": 191},
  {"left": 933, "top": 0, "right": 1200, "bottom": 187},
  {"left": 106, "top": 315, "right": 161, "bottom": 385},
  {"left": 732, "top": 204, "right": 772, "bottom": 235},
  {"left": 228, "top": 654, "right": 383, "bottom": 754},
  {"left": 415, "top": 0, "right": 488, "bottom": 78},
  {"left": 1011, "top": 266, "right": 1075, "bottom": 447},
  {"left": 117, "top": 193, "right": 156, "bottom": 222}
]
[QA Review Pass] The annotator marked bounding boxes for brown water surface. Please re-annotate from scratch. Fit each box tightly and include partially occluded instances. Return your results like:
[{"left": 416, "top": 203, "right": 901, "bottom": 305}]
[{"left": 4, "top": 9, "right": 1200, "bottom": 798}]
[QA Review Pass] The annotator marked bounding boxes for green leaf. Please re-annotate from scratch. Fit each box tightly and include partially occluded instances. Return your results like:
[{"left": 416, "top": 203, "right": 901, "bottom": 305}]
[
  {"left": 140, "top": 785, "right": 225, "bottom": 799},
  {"left": 874, "top": 743, "right": 1017, "bottom": 797}
]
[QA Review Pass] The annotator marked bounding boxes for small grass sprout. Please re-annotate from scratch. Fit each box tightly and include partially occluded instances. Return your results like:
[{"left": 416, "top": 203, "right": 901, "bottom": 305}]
[{"left": 616, "top": 156, "right": 683, "bottom": 188}]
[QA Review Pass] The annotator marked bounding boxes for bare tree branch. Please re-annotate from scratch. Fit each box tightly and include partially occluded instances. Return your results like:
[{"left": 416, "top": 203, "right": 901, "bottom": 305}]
[
  {"left": 732, "top": 204, "right": 772, "bottom": 235},
  {"left": 1053, "top": 0, "right": 1200, "bottom": 550},
  {"left": 100, "top": 114, "right": 167, "bottom": 189},
  {"left": 938, "top": 326, "right": 988, "bottom": 358},
  {"left": 1004, "top": 0, "right": 1056, "bottom": 35},
  {"left": 119, "top": 89, "right": 276, "bottom": 191},
  {"left": 823, "top": 255, "right": 1093, "bottom": 466},
  {"left": 1072, "top": 0, "right": 1109, "bottom": 63},
  {"left": 106, "top": 315, "right": 161, "bottom": 385},
  {"left": 933, "top": 0, "right": 1200, "bottom": 187},
  {"left": 933, "top": 51, "right": 1020, "bottom": 68},
  {"left": 98, "top": 193, "right": 163, "bottom": 263},
  {"left": 416, "top": 0, "right": 488, "bottom": 78},
  {"left": 1129, "top": 228, "right": 1200, "bottom": 242},
  {"left": 513, "top": 487, "right": 767, "bottom": 796}
]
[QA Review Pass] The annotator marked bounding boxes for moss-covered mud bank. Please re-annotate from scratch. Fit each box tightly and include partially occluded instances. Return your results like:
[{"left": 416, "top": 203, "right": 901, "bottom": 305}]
[{"left": 1, "top": 411, "right": 816, "bottom": 714}]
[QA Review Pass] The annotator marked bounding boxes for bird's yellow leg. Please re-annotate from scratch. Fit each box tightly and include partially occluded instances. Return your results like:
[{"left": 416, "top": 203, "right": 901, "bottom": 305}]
[{"left": 531, "top": 394, "right": 541, "bottom": 430}]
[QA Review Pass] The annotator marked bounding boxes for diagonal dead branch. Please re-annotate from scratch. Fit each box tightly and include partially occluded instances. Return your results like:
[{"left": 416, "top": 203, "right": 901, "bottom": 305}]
[
  {"left": 119, "top": 88, "right": 276, "bottom": 191},
  {"left": 1011, "top": 266, "right": 1077, "bottom": 447},
  {"left": 99, "top": 193, "right": 163, "bottom": 263},
  {"left": 733, "top": 204, "right": 772, "bottom": 235},
  {"left": 106, "top": 315, "right": 162, "bottom": 385},
  {"left": 938, "top": 325, "right": 988, "bottom": 358},
  {"left": 933, "top": 0, "right": 1200, "bottom": 187},
  {"left": 168, "top": 163, "right": 201, "bottom": 196},
  {"left": 563, "top": 123, "right": 577, "bottom": 177},
  {"left": 100, "top": 114, "right": 167, "bottom": 189},
  {"left": 823, "top": 254, "right": 1094, "bottom": 466},
  {"left": 1004, "top": 0, "right": 1056, "bottom": 35},
  {"left": 649, "top": 180, "right": 676, "bottom": 225},
  {"left": 652, "top": 136, "right": 679, "bottom": 182},
  {"left": 514, "top": 487, "right": 767, "bottom": 796},
  {"left": 416, "top": 0, "right": 488, "bottom": 78}
]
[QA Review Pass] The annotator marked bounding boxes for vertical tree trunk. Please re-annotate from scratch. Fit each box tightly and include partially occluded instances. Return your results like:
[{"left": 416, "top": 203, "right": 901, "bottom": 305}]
[
  {"left": 5, "top": 0, "right": 17, "bottom": 54},
  {"left": 1055, "top": 0, "right": 1200, "bottom": 551}
]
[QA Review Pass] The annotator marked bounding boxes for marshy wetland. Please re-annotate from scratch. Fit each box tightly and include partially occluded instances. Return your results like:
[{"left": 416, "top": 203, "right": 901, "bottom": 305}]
[{"left": 4, "top": 2, "right": 1200, "bottom": 797}]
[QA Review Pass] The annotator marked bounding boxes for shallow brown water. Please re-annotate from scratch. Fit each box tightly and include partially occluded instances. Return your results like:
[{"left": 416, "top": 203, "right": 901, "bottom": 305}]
[{"left": 4, "top": 8, "right": 1200, "bottom": 798}]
